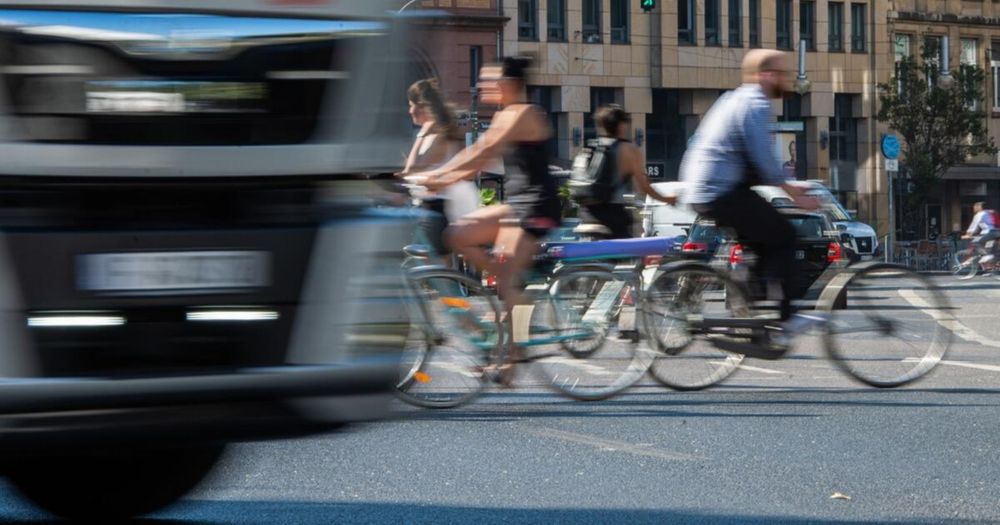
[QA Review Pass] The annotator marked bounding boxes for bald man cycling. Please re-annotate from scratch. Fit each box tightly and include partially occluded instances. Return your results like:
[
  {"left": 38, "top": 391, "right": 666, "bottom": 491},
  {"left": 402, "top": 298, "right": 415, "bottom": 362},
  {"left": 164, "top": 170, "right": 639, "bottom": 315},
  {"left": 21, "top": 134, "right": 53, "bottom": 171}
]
[{"left": 679, "top": 49, "right": 823, "bottom": 349}]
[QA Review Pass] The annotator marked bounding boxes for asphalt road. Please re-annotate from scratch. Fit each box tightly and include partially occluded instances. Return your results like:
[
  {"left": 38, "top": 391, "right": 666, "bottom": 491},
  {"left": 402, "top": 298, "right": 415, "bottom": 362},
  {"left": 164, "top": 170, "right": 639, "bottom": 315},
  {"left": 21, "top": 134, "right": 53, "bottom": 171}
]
[{"left": 1, "top": 276, "right": 999, "bottom": 524}]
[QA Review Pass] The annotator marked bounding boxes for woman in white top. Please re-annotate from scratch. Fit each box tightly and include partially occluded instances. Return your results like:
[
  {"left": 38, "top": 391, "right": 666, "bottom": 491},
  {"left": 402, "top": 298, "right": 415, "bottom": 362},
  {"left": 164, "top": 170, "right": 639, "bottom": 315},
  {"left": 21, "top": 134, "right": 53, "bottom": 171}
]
[{"left": 398, "top": 79, "right": 479, "bottom": 256}]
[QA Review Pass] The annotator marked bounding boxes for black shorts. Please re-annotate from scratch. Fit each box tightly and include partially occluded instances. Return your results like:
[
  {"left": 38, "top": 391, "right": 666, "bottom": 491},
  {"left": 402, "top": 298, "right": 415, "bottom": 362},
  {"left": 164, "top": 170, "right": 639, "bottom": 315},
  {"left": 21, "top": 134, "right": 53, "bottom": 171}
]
[
  {"left": 418, "top": 198, "right": 448, "bottom": 255},
  {"left": 579, "top": 203, "right": 633, "bottom": 239}
]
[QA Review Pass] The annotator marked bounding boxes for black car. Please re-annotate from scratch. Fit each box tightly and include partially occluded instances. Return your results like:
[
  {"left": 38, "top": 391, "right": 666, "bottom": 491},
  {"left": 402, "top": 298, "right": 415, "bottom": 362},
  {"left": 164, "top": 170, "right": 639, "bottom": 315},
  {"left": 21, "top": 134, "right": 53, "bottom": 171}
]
[{"left": 685, "top": 210, "right": 849, "bottom": 308}]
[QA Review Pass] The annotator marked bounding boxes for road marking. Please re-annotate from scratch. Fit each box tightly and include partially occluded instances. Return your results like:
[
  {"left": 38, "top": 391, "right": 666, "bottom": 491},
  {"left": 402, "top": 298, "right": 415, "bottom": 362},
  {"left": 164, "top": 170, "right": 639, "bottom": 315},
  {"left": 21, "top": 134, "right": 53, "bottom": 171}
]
[
  {"left": 904, "top": 358, "right": 1000, "bottom": 373},
  {"left": 523, "top": 427, "right": 704, "bottom": 461},
  {"left": 736, "top": 364, "right": 785, "bottom": 375},
  {"left": 898, "top": 289, "right": 1000, "bottom": 349}
]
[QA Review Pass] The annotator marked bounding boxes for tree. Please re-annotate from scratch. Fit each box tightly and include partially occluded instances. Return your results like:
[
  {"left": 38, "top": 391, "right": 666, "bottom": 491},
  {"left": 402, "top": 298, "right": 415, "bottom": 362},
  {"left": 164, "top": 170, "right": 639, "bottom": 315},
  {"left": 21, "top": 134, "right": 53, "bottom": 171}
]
[{"left": 877, "top": 43, "right": 997, "bottom": 239}]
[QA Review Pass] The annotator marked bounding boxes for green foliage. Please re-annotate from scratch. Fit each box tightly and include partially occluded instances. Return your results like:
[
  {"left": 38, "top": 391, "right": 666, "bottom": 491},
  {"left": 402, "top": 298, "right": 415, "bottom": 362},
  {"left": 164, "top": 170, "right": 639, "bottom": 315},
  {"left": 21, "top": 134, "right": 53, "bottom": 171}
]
[
  {"left": 877, "top": 43, "right": 997, "bottom": 236},
  {"left": 877, "top": 43, "right": 997, "bottom": 237},
  {"left": 479, "top": 187, "right": 498, "bottom": 206}
]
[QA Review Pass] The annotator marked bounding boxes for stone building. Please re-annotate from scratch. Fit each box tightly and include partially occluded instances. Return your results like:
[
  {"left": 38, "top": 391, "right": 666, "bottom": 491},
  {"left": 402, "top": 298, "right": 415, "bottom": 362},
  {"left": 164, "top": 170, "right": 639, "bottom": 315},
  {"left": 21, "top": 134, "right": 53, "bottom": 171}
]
[{"left": 503, "top": 0, "right": 893, "bottom": 234}]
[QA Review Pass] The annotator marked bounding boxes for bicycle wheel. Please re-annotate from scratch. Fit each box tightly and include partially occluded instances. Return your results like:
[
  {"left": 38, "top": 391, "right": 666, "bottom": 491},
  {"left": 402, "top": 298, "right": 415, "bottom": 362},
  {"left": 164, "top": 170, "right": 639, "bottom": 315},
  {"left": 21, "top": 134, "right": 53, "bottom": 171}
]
[
  {"left": 395, "top": 269, "right": 503, "bottom": 408},
  {"left": 820, "top": 263, "right": 951, "bottom": 387},
  {"left": 642, "top": 263, "right": 747, "bottom": 391},
  {"left": 523, "top": 267, "right": 653, "bottom": 401}
]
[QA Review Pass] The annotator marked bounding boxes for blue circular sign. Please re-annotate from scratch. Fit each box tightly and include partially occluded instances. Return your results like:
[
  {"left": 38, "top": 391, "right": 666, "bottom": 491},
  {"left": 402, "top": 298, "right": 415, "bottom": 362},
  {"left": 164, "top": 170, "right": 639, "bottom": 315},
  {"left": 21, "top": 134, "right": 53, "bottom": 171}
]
[{"left": 881, "top": 134, "right": 900, "bottom": 160}]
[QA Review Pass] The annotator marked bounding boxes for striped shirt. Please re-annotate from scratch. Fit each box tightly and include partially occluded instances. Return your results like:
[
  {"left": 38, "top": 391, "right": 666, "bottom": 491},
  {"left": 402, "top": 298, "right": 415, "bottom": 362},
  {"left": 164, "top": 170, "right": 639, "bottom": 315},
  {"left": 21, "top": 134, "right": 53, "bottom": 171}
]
[{"left": 679, "top": 84, "right": 789, "bottom": 204}]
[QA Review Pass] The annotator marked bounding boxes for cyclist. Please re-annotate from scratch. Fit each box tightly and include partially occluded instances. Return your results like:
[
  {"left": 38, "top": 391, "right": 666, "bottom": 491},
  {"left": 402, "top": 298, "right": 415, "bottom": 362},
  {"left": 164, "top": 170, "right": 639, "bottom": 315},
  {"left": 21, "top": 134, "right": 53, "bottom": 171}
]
[
  {"left": 959, "top": 201, "right": 1000, "bottom": 276},
  {"left": 413, "top": 57, "right": 560, "bottom": 310},
  {"left": 577, "top": 104, "right": 677, "bottom": 239},
  {"left": 398, "top": 79, "right": 479, "bottom": 260},
  {"left": 678, "top": 49, "right": 821, "bottom": 348}
]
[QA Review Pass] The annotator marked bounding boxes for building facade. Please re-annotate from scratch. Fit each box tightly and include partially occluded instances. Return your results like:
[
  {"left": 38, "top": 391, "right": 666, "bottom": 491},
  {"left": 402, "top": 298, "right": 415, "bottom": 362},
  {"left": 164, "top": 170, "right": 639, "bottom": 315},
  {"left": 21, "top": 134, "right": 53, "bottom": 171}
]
[
  {"left": 503, "top": 0, "right": 894, "bottom": 235},
  {"left": 890, "top": 1, "right": 1000, "bottom": 239}
]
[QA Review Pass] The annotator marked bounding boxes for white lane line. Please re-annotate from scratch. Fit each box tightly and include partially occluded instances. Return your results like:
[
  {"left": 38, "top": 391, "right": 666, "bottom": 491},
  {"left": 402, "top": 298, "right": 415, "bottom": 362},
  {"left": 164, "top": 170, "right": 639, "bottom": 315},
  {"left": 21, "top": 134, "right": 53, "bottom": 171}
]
[
  {"left": 898, "top": 289, "right": 1000, "bottom": 349},
  {"left": 705, "top": 361, "right": 785, "bottom": 374},
  {"left": 523, "top": 427, "right": 704, "bottom": 461},
  {"left": 736, "top": 364, "right": 786, "bottom": 375},
  {"left": 905, "top": 358, "right": 1000, "bottom": 373}
]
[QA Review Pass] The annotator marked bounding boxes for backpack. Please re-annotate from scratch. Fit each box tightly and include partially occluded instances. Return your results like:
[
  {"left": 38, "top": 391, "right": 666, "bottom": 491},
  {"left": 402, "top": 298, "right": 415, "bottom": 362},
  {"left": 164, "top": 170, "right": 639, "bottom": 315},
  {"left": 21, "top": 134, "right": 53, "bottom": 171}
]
[
  {"left": 568, "top": 137, "right": 620, "bottom": 206},
  {"left": 989, "top": 209, "right": 1000, "bottom": 230}
]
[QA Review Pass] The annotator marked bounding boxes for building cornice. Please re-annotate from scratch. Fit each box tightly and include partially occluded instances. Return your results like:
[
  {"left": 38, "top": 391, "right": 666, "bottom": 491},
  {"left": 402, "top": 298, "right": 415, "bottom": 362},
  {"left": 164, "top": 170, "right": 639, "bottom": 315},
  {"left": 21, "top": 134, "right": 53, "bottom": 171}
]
[{"left": 893, "top": 11, "right": 1000, "bottom": 28}]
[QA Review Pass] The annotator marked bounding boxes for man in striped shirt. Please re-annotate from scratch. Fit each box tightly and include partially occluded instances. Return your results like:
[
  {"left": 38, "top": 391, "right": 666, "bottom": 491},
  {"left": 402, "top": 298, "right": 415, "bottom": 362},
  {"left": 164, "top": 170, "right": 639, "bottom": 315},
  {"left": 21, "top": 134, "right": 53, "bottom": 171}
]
[{"left": 679, "top": 49, "right": 820, "bottom": 346}]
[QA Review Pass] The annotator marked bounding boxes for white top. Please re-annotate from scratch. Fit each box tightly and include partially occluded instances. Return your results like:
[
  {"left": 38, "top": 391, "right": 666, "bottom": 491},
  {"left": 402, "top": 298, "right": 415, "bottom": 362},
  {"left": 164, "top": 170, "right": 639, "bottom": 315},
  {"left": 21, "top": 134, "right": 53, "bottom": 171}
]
[{"left": 967, "top": 210, "right": 997, "bottom": 235}]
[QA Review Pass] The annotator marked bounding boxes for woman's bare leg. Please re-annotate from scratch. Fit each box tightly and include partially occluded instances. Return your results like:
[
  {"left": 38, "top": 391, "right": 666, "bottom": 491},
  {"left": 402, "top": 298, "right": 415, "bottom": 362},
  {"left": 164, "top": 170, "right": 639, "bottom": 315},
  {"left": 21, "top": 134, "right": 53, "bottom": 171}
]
[{"left": 445, "top": 205, "right": 511, "bottom": 276}]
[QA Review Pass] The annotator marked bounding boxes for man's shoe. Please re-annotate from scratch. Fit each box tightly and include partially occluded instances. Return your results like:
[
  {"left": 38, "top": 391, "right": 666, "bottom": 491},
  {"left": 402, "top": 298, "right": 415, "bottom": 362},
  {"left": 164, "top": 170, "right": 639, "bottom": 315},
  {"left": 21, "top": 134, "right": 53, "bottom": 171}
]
[{"left": 770, "top": 312, "right": 829, "bottom": 349}]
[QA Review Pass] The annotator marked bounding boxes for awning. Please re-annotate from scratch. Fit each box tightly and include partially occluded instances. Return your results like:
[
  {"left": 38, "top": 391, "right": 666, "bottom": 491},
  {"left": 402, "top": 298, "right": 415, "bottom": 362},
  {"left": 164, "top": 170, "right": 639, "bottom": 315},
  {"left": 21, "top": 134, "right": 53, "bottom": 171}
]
[{"left": 941, "top": 166, "right": 1000, "bottom": 180}]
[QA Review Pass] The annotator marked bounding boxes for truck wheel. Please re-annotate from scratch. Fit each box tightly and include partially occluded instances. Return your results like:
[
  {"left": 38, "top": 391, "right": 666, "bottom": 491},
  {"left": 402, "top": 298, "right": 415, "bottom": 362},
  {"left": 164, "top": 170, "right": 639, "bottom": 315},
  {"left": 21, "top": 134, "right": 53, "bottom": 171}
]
[{"left": 8, "top": 445, "right": 224, "bottom": 520}]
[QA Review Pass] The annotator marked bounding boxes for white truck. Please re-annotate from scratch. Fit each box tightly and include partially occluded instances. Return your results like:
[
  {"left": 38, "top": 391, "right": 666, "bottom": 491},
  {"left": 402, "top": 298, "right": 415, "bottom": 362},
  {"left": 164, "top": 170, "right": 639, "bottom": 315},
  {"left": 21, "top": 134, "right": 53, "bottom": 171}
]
[{"left": 0, "top": 1, "right": 416, "bottom": 519}]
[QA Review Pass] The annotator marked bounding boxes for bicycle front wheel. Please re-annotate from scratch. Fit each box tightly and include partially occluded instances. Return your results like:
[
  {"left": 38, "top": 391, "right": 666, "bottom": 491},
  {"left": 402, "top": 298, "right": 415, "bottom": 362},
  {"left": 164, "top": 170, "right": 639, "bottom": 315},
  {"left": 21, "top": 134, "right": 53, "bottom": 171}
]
[
  {"left": 642, "top": 263, "right": 746, "bottom": 391},
  {"left": 820, "top": 263, "right": 951, "bottom": 387},
  {"left": 395, "top": 269, "right": 503, "bottom": 408},
  {"left": 524, "top": 267, "right": 653, "bottom": 401}
]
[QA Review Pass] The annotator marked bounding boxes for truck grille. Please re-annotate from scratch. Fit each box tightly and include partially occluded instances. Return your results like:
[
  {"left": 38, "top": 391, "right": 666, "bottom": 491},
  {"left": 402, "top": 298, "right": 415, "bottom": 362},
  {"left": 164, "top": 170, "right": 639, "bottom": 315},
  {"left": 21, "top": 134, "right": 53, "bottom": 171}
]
[{"left": 0, "top": 9, "right": 382, "bottom": 145}]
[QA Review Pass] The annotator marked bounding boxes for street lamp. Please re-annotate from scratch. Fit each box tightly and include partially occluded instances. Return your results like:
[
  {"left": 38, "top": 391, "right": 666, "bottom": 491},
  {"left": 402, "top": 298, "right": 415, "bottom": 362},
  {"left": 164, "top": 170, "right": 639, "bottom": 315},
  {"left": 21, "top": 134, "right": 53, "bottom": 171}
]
[{"left": 794, "top": 39, "right": 811, "bottom": 94}]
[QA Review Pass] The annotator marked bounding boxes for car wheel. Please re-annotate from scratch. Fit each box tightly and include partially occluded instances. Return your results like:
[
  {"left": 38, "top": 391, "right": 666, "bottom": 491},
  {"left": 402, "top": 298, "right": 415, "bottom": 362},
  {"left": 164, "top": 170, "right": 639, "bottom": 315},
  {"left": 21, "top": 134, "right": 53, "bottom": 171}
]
[{"left": 8, "top": 444, "right": 225, "bottom": 520}]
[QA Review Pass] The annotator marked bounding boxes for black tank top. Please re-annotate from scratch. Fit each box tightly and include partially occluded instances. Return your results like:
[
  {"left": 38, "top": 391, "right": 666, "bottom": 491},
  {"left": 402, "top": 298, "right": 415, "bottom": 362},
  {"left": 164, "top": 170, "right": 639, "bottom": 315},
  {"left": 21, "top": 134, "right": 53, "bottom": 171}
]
[{"left": 504, "top": 140, "right": 558, "bottom": 208}]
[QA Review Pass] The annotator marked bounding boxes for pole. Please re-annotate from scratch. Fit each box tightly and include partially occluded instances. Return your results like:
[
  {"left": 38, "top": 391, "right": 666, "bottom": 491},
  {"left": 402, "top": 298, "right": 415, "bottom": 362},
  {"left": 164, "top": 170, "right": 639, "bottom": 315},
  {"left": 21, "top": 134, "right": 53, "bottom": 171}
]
[{"left": 888, "top": 169, "right": 895, "bottom": 262}]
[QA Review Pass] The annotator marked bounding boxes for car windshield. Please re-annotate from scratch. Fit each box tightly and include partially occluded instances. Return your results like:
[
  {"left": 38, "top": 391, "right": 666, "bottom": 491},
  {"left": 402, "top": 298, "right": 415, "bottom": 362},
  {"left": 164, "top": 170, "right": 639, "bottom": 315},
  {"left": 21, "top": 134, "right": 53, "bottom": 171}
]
[
  {"left": 806, "top": 191, "right": 852, "bottom": 221},
  {"left": 787, "top": 216, "right": 828, "bottom": 239},
  {"left": 688, "top": 222, "right": 719, "bottom": 242}
]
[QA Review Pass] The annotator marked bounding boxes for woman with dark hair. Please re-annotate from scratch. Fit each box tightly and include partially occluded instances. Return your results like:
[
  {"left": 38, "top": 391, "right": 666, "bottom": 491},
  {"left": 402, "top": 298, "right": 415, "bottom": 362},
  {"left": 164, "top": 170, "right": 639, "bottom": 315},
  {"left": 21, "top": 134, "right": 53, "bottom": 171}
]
[
  {"left": 580, "top": 104, "right": 676, "bottom": 239},
  {"left": 411, "top": 56, "right": 559, "bottom": 313},
  {"left": 398, "top": 78, "right": 479, "bottom": 256}
]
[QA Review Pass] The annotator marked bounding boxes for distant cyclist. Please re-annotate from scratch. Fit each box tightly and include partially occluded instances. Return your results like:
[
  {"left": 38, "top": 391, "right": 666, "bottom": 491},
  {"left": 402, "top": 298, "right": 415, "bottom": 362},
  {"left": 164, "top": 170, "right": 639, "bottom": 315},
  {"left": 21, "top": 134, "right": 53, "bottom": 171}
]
[
  {"left": 574, "top": 104, "right": 677, "bottom": 239},
  {"left": 678, "top": 49, "right": 820, "bottom": 348},
  {"left": 959, "top": 201, "right": 1000, "bottom": 271}
]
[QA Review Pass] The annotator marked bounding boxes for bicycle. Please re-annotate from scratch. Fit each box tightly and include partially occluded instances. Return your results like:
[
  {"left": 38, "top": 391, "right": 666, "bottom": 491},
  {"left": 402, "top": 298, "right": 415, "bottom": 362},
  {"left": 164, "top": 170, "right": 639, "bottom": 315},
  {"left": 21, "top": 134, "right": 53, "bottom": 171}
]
[
  {"left": 394, "top": 231, "right": 680, "bottom": 408},
  {"left": 952, "top": 237, "right": 1000, "bottom": 279},
  {"left": 642, "top": 258, "right": 952, "bottom": 389}
]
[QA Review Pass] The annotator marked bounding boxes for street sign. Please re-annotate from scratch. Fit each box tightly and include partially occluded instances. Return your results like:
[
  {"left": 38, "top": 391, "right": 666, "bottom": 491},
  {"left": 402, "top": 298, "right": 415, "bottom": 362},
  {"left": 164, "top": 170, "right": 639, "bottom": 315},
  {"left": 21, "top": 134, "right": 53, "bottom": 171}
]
[
  {"left": 646, "top": 162, "right": 664, "bottom": 179},
  {"left": 885, "top": 159, "right": 898, "bottom": 171},
  {"left": 881, "top": 134, "right": 900, "bottom": 159}
]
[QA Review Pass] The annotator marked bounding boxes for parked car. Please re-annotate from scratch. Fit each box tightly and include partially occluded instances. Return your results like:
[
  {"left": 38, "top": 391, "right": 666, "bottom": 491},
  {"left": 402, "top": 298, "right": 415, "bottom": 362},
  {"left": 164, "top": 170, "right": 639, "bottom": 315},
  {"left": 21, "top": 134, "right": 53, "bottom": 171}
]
[
  {"left": 641, "top": 181, "right": 697, "bottom": 238},
  {"left": 0, "top": 1, "right": 413, "bottom": 520},
  {"left": 752, "top": 181, "right": 879, "bottom": 259},
  {"left": 684, "top": 209, "right": 849, "bottom": 308}
]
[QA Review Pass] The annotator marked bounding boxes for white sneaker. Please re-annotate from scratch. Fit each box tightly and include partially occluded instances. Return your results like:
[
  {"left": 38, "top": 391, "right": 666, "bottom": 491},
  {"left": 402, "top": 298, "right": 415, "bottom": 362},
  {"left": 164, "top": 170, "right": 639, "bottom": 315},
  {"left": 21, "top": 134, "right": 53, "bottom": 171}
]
[{"left": 771, "top": 312, "right": 829, "bottom": 349}]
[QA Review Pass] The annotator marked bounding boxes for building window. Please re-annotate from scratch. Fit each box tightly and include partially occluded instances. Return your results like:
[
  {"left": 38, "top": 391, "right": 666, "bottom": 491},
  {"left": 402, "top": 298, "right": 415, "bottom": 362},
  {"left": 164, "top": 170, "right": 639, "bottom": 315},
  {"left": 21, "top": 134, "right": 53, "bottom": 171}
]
[
  {"left": 800, "top": 1, "right": 815, "bottom": 51},
  {"left": 749, "top": 0, "right": 760, "bottom": 47},
  {"left": 894, "top": 34, "right": 911, "bottom": 94},
  {"left": 705, "top": 0, "right": 720, "bottom": 45},
  {"left": 611, "top": 0, "right": 629, "bottom": 43},
  {"left": 829, "top": 94, "right": 856, "bottom": 162},
  {"left": 961, "top": 38, "right": 979, "bottom": 108},
  {"left": 850, "top": 3, "right": 866, "bottom": 52},
  {"left": 828, "top": 2, "right": 843, "bottom": 51},
  {"left": 894, "top": 33, "right": 911, "bottom": 62},
  {"left": 547, "top": 0, "right": 566, "bottom": 41},
  {"left": 679, "top": 0, "right": 696, "bottom": 45},
  {"left": 583, "top": 0, "right": 602, "bottom": 43},
  {"left": 924, "top": 35, "right": 942, "bottom": 87},
  {"left": 728, "top": 0, "right": 742, "bottom": 47},
  {"left": 518, "top": 0, "right": 538, "bottom": 41},
  {"left": 469, "top": 46, "right": 482, "bottom": 88},
  {"left": 776, "top": 0, "right": 793, "bottom": 50},
  {"left": 585, "top": 87, "right": 619, "bottom": 142},
  {"left": 961, "top": 38, "right": 978, "bottom": 67}
]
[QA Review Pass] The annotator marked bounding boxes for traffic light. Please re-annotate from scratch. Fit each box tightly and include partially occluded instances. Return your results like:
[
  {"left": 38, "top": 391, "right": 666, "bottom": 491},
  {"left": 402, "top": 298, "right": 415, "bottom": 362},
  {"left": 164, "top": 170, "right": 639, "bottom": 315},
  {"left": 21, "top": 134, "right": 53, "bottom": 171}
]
[{"left": 641, "top": 0, "right": 656, "bottom": 12}]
